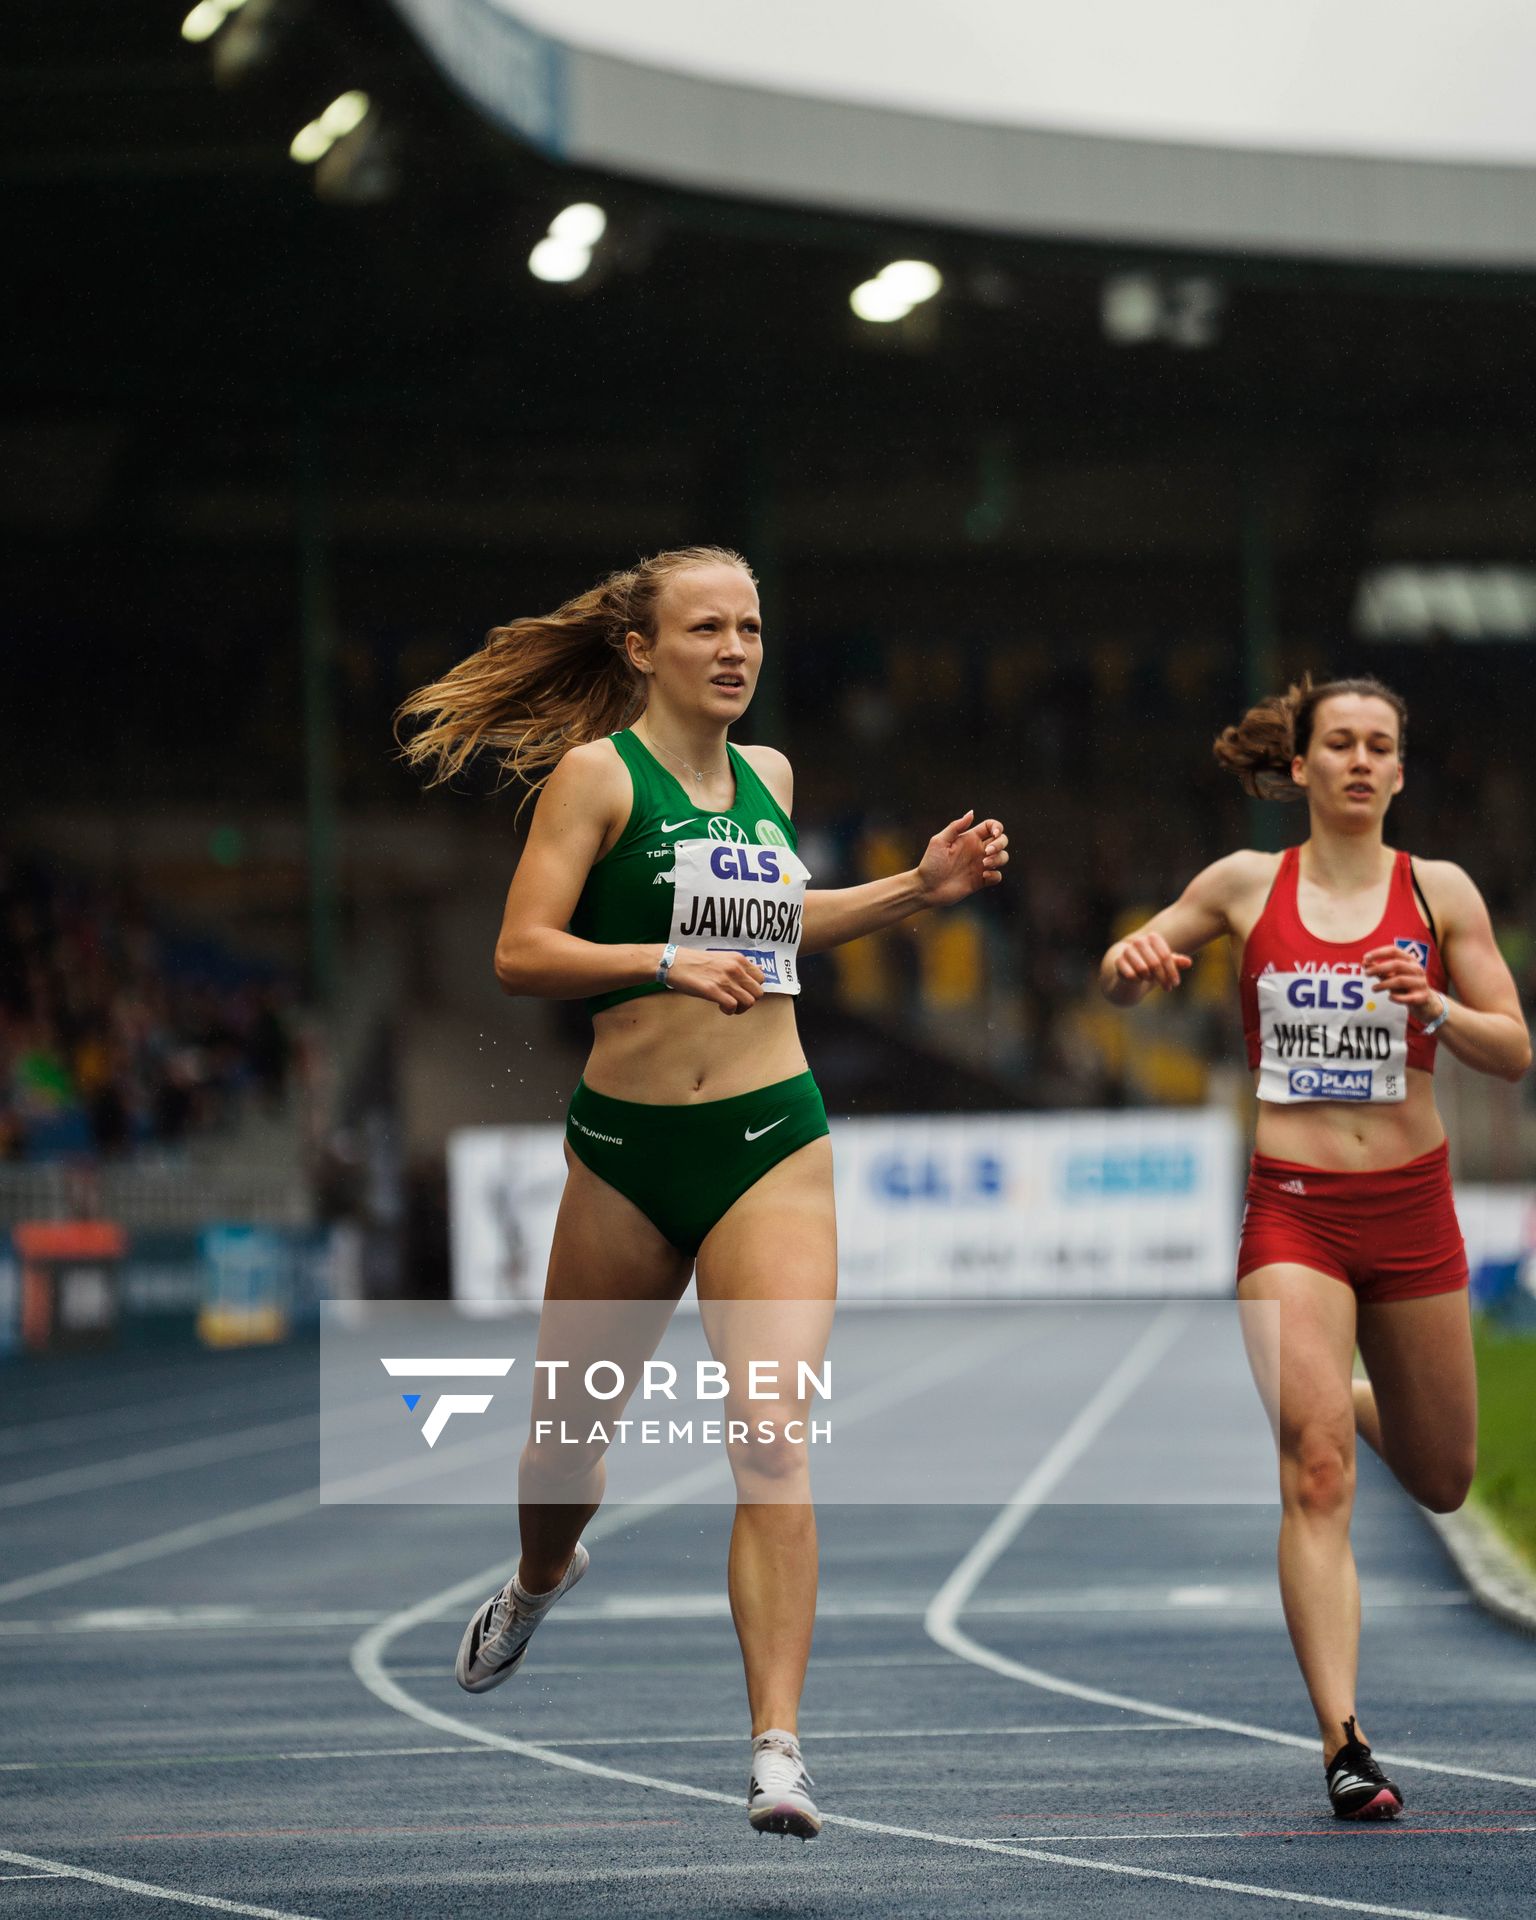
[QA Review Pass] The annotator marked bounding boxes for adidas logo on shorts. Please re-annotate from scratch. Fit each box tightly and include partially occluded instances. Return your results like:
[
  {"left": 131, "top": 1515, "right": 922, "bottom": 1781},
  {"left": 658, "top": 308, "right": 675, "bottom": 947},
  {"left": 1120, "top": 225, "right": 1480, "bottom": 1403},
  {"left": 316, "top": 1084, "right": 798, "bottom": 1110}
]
[{"left": 1279, "top": 1178, "right": 1307, "bottom": 1196}]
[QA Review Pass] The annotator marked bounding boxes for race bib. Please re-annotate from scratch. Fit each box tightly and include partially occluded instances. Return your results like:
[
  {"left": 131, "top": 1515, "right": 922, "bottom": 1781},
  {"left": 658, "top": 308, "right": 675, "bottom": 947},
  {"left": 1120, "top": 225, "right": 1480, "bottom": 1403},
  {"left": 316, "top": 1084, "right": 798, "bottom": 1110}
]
[
  {"left": 666, "top": 837, "right": 809, "bottom": 994},
  {"left": 1255, "top": 970, "right": 1408, "bottom": 1104}
]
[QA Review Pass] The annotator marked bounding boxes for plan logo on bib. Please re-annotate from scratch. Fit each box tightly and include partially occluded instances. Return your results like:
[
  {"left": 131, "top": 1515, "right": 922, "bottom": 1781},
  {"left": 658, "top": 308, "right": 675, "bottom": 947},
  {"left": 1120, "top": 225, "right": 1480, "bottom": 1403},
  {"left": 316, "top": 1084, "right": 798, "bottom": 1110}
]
[
  {"left": 707, "top": 817, "right": 748, "bottom": 843},
  {"left": 1288, "top": 1066, "right": 1372, "bottom": 1101}
]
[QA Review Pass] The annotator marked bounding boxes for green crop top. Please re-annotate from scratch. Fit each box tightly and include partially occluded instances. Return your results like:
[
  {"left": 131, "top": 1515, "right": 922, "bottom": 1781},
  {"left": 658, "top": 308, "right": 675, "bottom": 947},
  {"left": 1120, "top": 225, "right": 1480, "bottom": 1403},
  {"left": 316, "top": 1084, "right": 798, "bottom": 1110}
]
[{"left": 569, "top": 729, "right": 807, "bottom": 1015}]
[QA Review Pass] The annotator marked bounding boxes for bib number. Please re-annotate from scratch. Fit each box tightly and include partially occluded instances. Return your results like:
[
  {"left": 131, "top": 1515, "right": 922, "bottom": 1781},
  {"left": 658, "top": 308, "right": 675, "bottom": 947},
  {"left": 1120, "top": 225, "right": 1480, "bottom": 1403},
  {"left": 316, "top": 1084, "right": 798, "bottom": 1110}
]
[
  {"left": 1255, "top": 971, "right": 1408, "bottom": 1104},
  {"left": 666, "top": 837, "right": 809, "bottom": 995}
]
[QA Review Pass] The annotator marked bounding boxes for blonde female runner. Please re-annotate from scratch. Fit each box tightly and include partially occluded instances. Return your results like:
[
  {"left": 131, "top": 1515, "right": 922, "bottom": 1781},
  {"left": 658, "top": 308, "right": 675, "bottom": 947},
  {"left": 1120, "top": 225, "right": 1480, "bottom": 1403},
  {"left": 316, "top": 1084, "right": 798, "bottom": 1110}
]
[
  {"left": 399, "top": 546, "right": 1008, "bottom": 1837},
  {"left": 1099, "top": 675, "right": 1528, "bottom": 1819}
]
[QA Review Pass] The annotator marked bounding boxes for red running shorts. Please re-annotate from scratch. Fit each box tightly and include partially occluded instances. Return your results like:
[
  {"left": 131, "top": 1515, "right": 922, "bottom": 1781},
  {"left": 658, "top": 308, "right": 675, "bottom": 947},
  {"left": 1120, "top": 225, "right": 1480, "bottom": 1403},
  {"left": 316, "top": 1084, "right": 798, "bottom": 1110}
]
[{"left": 1236, "top": 1140, "right": 1468, "bottom": 1304}]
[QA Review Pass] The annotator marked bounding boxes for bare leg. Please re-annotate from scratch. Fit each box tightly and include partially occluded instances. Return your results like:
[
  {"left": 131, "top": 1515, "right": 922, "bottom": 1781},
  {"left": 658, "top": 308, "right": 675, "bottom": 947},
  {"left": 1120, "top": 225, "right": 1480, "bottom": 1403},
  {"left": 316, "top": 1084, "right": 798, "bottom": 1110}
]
[
  {"left": 1354, "top": 1290, "right": 1477, "bottom": 1515},
  {"left": 1239, "top": 1264, "right": 1367, "bottom": 1760},
  {"left": 517, "top": 1145, "right": 691, "bottom": 1591},
  {"left": 1352, "top": 1377, "right": 1384, "bottom": 1459},
  {"left": 695, "top": 1136, "right": 836, "bottom": 1738}
]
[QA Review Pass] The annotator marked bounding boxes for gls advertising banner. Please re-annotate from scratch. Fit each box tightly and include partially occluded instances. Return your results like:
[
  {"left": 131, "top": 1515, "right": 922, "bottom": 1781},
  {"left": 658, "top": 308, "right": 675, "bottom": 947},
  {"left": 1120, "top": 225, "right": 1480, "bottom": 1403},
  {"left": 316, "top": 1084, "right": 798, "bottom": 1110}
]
[{"left": 449, "top": 1109, "right": 1243, "bottom": 1300}]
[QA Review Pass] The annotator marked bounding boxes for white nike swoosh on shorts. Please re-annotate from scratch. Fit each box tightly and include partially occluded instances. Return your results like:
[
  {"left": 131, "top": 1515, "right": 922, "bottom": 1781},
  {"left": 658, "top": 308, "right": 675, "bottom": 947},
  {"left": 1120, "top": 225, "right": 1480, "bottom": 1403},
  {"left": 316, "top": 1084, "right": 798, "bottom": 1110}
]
[
  {"left": 744, "top": 1117, "right": 787, "bottom": 1141},
  {"left": 660, "top": 818, "right": 698, "bottom": 831}
]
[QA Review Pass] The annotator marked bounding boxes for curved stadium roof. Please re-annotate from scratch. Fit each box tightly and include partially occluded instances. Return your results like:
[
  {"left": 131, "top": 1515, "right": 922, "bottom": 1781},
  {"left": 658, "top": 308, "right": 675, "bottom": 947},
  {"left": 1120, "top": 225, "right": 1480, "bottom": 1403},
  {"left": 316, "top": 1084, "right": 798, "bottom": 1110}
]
[{"left": 389, "top": 0, "right": 1536, "bottom": 267}]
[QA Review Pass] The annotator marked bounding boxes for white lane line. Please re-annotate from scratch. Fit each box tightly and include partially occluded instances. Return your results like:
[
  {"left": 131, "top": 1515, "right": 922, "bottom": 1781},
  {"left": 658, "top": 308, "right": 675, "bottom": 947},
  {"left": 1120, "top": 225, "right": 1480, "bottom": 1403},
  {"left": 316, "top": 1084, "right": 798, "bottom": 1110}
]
[
  {"left": 0, "top": 1871, "right": 64, "bottom": 1879},
  {"left": 467, "top": 1583, "right": 1467, "bottom": 1622},
  {"left": 0, "top": 1487, "right": 339, "bottom": 1607},
  {"left": 0, "top": 1383, "right": 306, "bottom": 1460},
  {"left": 1022, "top": 1829, "right": 1536, "bottom": 1844},
  {"left": 0, "top": 1849, "right": 319, "bottom": 1918},
  {"left": 348, "top": 1639, "right": 1471, "bottom": 1920},
  {"left": 0, "top": 1311, "right": 1002, "bottom": 1611},
  {"left": 0, "top": 1423, "right": 521, "bottom": 1608},
  {"left": 0, "top": 1609, "right": 384, "bottom": 1637},
  {"left": 0, "top": 1489, "right": 324, "bottom": 1606},
  {"left": 927, "top": 1304, "right": 1191, "bottom": 1659},
  {"left": 0, "top": 1746, "right": 477, "bottom": 1775},
  {"left": 994, "top": 1831, "right": 1232, "bottom": 1844},
  {"left": 925, "top": 1325, "right": 1536, "bottom": 1797},
  {"left": 0, "top": 1414, "right": 323, "bottom": 1511},
  {"left": 0, "top": 1725, "right": 1192, "bottom": 1773},
  {"left": 538, "top": 1722, "right": 1190, "bottom": 1746},
  {"left": 0, "top": 1585, "right": 1469, "bottom": 1641},
  {"left": 353, "top": 1310, "right": 1479, "bottom": 1919}
]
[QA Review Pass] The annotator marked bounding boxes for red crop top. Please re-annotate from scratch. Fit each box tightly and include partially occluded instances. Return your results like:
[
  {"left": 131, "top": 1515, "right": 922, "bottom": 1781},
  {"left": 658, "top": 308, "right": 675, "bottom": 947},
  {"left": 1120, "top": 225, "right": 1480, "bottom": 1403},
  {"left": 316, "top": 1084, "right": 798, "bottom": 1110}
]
[{"left": 1239, "top": 847, "right": 1446, "bottom": 1105}]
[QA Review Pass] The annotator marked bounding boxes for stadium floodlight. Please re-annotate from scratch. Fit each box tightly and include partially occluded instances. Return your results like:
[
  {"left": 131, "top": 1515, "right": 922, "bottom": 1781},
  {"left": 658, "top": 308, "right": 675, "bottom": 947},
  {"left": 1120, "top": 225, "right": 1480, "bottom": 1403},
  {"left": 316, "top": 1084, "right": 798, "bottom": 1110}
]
[
  {"left": 549, "top": 202, "right": 608, "bottom": 248},
  {"left": 529, "top": 236, "right": 593, "bottom": 283},
  {"left": 289, "top": 119, "right": 332, "bottom": 164},
  {"left": 289, "top": 91, "right": 371, "bottom": 165},
  {"left": 849, "top": 278, "right": 911, "bottom": 323},
  {"left": 320, "top": 91, "right": 371, "bottom": 140},
  {"left": 1101, "top": 274, "right": 1162, "bottom": 343},
  {"left": 1101, "top": 273, "right": 1223, "bottom": 348},
  {"left": 1354, "top": 566, "right": 1536, "bottom": 642},
  {"left": 181, "top": 0, "right": 248, "bottom": 42},
  {"left": 850, "top": 258, "right": 943, "bottom": 324},
  {"left": 879, "top": 259, "right": 942, "bottom": 305}
]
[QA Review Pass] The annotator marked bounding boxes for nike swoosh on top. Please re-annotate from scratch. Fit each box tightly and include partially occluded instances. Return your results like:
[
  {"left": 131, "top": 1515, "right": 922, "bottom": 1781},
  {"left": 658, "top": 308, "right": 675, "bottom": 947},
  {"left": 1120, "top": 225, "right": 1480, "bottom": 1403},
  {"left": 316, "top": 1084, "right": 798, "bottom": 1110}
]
[
  {"left": 659, "top": 818, "right": 698, "bottom": 832},
  {"left": 744, "top": 1117, "right": 787, "bottom": 1141}
]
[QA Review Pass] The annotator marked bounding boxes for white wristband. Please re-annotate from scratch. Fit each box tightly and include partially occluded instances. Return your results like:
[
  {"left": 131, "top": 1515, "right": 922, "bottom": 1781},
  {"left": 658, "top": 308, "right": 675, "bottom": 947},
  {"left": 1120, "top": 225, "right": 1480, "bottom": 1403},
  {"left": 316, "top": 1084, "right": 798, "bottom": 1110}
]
[
  {"left": 1416, "top": 996, "right": 1449, "bottom": 1035},
  {"left": 655, "top": 942, "right": 679, "bottom": 988}
]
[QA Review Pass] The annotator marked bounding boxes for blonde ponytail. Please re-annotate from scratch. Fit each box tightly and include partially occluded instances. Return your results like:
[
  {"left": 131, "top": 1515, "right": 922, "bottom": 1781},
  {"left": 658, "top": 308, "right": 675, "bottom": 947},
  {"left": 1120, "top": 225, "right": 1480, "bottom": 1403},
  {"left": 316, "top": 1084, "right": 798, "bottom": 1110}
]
[{"left": 395, "top": 545, "right": 754, "bottom": 797}]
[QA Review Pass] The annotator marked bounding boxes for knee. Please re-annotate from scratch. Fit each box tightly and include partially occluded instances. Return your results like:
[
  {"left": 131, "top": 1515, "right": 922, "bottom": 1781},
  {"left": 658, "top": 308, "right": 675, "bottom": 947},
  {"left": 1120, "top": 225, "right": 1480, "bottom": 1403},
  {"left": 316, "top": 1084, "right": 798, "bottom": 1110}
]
[
  {"left": 521, "top": 1431, "right": 604, "bottom": 1492},
  {"left": 726, "top": 1402, "right": 810, "bottom": 1486},
  {"left": 1416, "top": 1450, "right": 1476, "bottom": 1515},
  {"left": 1285, "top": 1428, "right": 1354, "bottom": 1520}
]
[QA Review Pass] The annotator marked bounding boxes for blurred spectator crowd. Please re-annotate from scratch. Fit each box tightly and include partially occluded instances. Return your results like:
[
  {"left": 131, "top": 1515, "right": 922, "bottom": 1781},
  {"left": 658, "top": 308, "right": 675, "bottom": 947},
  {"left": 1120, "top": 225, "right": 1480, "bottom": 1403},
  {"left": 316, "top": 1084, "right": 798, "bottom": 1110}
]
[{"left": 0, "top": 851, "right": 296, "bottom": 1163}]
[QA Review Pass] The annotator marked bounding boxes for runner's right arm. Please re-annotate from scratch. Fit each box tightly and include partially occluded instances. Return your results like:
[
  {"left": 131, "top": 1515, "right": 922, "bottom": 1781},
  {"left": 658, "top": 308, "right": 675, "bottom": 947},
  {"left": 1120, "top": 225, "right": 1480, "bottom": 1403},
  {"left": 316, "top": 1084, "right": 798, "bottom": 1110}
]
[
  {"left": 1098, "top": 851, "right": 1266, "bottom": 1007},
  {"left": 493, "top": 745, "right": 767, "bottom": 1011}
]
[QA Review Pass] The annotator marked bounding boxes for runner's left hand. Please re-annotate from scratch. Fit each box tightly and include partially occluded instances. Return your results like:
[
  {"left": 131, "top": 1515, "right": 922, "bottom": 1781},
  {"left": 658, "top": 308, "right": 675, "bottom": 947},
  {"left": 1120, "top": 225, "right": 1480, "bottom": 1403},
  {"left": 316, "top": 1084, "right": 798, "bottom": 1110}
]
[
  {"left": 916, "top": 811, "right": 1009, "bottom": 907},
  {"left": 1363, "top": 944, "right": 1442, "bottom": 1022}
]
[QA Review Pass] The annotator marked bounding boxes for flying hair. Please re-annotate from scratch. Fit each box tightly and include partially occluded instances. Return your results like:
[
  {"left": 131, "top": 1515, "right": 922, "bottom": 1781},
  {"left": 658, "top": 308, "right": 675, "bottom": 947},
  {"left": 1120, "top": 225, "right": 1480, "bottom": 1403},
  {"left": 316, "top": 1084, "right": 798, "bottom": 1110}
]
[
  {"left": 1212, "top": 673, "right": 1409, "bottom": 802},
  {"left": 395, "top": 546, "right": 756, "bottom": 804}
]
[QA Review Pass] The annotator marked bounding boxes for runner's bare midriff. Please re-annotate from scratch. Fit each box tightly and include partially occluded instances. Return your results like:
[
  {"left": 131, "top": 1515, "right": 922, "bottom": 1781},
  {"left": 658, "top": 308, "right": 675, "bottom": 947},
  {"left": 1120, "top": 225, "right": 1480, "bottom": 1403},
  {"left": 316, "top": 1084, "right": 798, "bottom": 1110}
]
[
  {"left": 1252, "top": 1067, "right": 1446, "bottom": 1171},
  {"left": 586, "top": 992, "right": 809, "bottom": 1103}
]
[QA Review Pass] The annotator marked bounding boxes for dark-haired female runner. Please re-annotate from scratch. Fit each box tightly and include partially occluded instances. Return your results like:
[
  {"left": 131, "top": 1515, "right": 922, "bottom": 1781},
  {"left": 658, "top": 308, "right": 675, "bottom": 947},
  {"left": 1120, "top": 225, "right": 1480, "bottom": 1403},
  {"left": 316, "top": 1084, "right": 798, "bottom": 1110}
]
[
  {"left": 399, "top": 546, "right": 1008, "bottom": 1838},
  {"left": 1098, "top": 675, "right": 1528, "bottom": 1820}
]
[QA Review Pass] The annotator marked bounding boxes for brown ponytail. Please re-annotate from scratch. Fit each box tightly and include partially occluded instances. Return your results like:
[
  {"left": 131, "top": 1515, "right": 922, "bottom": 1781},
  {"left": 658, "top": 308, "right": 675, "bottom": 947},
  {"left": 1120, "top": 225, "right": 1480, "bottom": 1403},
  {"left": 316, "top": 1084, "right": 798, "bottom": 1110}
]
[
  {"left": 1213, "top": 673, "right": 1408, "bottom": 800},
  {"left": 395, "top": 545, "right": 754, "bottom": 796}
]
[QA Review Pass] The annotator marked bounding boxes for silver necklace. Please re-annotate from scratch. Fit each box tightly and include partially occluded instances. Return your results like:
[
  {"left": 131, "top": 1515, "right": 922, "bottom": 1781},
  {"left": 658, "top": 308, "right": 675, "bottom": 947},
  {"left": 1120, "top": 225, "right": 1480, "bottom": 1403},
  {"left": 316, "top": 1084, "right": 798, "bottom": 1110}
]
[{"left": 637, "top": 723, "right": 725, "bottom": 789}]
